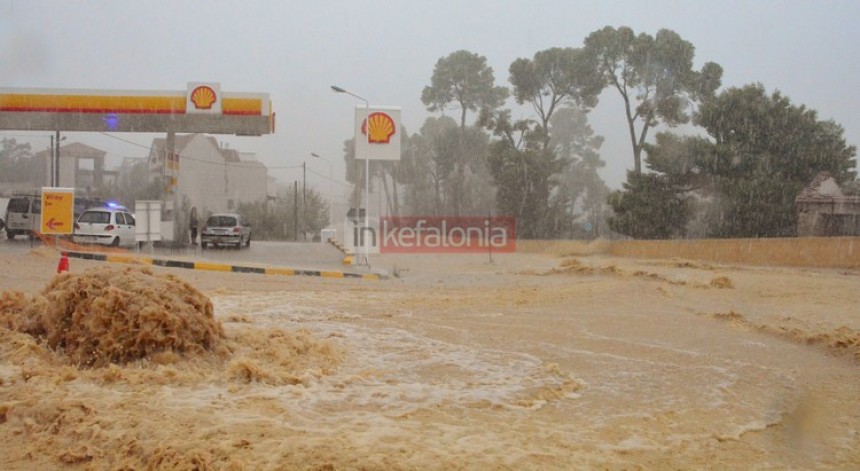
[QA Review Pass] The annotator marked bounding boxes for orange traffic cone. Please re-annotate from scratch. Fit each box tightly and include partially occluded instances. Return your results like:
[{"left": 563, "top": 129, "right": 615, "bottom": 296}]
[{"left": 57, "top": 252, "right": 69, "bottom": 274}]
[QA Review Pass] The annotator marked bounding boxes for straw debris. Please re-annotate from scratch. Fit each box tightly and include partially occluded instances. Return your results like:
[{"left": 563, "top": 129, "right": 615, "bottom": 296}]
[{"left": 0, "top": 266, "right": 224, "bottom": 368}]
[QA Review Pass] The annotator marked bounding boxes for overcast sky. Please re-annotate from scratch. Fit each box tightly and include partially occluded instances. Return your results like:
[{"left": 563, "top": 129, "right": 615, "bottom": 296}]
[{"left": 2, "top": 0, "right": 859, "bottom": 193}]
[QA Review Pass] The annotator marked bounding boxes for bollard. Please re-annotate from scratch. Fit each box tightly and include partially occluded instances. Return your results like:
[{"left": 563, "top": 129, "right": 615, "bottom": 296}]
[{"left": 57, "top": 252, "right": 70, "bottom": 274}]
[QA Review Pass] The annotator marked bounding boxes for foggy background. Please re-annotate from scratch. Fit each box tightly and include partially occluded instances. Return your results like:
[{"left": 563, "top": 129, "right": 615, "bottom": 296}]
[{"left": 2, "top": 0, "right": 858, "bottom": 193}]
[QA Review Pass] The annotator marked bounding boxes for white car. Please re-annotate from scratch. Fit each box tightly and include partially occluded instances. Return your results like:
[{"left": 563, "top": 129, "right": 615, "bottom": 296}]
[{"left": 72, "top": 205, "right": 136, "bottom": 247}]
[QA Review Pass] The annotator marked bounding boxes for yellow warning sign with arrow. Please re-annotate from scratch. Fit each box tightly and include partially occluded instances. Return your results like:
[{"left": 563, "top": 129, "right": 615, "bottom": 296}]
[{"left": 41, "top": 187, "right": 75, "bottom": 235}]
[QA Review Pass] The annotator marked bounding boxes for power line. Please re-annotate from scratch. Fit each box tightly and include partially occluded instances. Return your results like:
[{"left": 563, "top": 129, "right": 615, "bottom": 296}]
[
  {"left": 305, "top": 166, "right": 353, "bottom": 188},
  {"left": 97, "top": 132, "right": 151, "bottom": 150}
]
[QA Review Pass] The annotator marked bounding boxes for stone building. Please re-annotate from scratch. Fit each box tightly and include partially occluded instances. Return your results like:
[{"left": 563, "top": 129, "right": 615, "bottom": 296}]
[{"left": 795, "top": 172, "right": 860, "bottom": 236}]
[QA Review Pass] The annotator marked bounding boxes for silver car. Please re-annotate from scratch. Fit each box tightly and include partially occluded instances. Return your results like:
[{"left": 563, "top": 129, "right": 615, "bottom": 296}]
[{"left": 200, "top": 213, "right": 251, "bottom": 249}]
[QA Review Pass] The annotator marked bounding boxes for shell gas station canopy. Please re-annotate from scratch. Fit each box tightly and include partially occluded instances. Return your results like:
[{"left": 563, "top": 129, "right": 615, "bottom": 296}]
[{"left": 0, "top": 83, "right": 274, "bottom": 136}]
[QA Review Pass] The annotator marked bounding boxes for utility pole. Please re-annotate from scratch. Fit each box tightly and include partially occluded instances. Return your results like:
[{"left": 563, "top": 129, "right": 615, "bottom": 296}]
[
  {"left": 302, "top": 161, "right": 306, "bottom": 241},
  {"left": 311, "top": 152, "right": 334, "bottom": 227},
  {"left": 54, "top": 131, "right": 60, "bottom": 187},
  {"left": 49, "top": 135, "right": 55, "bottom": 186},
  {"left": 294, "top": 180, "right": 299, "bottom": 241}
]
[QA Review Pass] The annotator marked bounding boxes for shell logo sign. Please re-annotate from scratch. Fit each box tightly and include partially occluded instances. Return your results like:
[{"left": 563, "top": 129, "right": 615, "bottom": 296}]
[
  {"left": 190, "top": 85, "right": 217, "bottom": 110},
  {"left": 354, "top": 106, "right": 401, "bottom": 161},
  {"left": 362, "top": 112, "right": 396, "bottom": 144},
  {"left": 186, "top": 82, "right": 221, "bottom": 114}
]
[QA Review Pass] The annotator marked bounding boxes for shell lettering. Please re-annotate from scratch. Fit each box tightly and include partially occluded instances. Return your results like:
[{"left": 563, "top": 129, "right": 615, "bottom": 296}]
[
  {"left": 190, "top": 86, "right": 217, "bottom": 110},
  {"left": 362, "top": 112, "right": 396, "bottom": 144}
]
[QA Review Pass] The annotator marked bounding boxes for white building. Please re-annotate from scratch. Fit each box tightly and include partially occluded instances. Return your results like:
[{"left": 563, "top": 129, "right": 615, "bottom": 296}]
[
  {"left": 149, "top": 134, "right": 268, "bottom": 213},
  {"left": 148, "top": 134, "right": 270, "bottom": 241}
]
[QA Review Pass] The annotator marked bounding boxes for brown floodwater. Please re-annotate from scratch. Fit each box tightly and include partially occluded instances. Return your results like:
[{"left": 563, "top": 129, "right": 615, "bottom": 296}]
[{"left": 0, "top": 247, "right": 858, "bottom": 469}]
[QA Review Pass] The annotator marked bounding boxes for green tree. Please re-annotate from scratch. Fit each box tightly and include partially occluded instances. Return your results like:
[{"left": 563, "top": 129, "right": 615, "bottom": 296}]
[
  {"left": 548, "top": 108, "right": 610, "bottom": 237},
  {"left": 584, "top": 26, "right": 722, "bottom": 174},
  {"left": 422, "top": 50, "right": 508, "bottom": 216},
  {"left": 237, "top": 186, "right": 328, "bottom": 241},
  {"left": 0, "top": 138, "right": 38, "bottom": 184},
  {"left": 485, "top": 110, "right": 567, "bottom": 238},
  {"left": 399, "top": 116, "right": 457, "bottom": 215},
  {"left": 422, "top": 50, "right": 509, "bottom": 128},
  {"left": 485, "top": 52, "right": 608, "bottom": 239},
  {"left": 608, "top": 171, "right": 689, "bottom": 239},
  {"left": 631, "top": 84, "right": 857, "bottom": 238},
  {"left": 694, "top": 83, "right": 857, "bottom": 237},
  {"left": 508, "top": 47, "right": 603, "bottom": 148},
  {"left": 397, "top": 117, "right": 493, "bottom": 216}
]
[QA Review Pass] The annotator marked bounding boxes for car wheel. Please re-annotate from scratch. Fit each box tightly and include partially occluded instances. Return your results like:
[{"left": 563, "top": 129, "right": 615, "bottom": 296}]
[
  {"left": 201, "top": 242, "right": 208, "bottom": 249},
  {"left": 111, "top": 236, "right": 120, "bottom": 247},
  {"left": 245, "top": 234, "right": 251, "bottom": 248},
  {"left": 6, "top": 230, "right": 14, "bottom": 240}
]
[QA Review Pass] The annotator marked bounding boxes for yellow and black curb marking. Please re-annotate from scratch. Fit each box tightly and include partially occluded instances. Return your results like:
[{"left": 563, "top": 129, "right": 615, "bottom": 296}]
[{"left": 64, "top": 251, "right": 384, "bottom": 281}]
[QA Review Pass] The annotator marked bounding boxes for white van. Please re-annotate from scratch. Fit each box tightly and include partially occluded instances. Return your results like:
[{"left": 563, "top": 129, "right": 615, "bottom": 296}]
[
  {"left": 0, "top": 197, "right": 8, "bottom": 233},
  {"left": 4, "top": 194, "right": 41, "bottom": 239}
]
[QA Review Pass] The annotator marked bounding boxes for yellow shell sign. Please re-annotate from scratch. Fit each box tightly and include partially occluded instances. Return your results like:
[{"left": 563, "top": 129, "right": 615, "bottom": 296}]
[
  {"left": 190, "top": 85, "right": 217, "bottom": 110},
  {"left": 354, "top": 107, "right": 401, "bottom": 161},
  {"left": 185, "top": 82, "right": 222, "bottom": 114},
  {"left": 362, "top": 112, "right": 396, "bottom": 144}
]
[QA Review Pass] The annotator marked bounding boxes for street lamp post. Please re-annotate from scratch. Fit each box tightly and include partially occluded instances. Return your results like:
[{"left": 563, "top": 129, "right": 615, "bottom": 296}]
[{"left": 330, "top": 85, "right": 371, "bottom": 267}]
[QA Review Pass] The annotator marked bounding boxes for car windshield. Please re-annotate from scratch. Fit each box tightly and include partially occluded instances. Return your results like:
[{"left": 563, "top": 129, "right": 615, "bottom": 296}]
[
  {"left": 7, "top": 198, "right": 29, "bottom": 212},
  {"left": 78, "top": 211, "right": 111, "bottom": 224},
  {"left": 206, "top": 216, "right": 237, "bottom": 227}
]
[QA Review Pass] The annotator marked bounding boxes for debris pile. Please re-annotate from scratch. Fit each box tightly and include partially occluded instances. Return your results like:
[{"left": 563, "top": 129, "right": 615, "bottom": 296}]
[{"left": 0, "top": 266, "right": 224, "bottom": 367}]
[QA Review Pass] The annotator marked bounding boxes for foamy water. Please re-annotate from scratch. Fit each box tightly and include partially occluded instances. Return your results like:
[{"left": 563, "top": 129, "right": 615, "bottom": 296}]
[
  {"left": 203, "top": 290, "right": 856, "bottom": 468},
  {"left": 214, "top": 293, "right": 581, "bottom": 415}
]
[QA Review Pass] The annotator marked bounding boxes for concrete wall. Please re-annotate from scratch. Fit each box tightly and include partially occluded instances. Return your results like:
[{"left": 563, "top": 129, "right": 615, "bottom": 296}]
[{"left": 516, "top": 237, "right": 860, "bottom": 269}]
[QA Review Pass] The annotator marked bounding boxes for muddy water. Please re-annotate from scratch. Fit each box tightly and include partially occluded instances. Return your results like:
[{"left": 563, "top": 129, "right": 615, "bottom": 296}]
[{"left": 1, "top": 252, "right": 859, "bottom": 469}]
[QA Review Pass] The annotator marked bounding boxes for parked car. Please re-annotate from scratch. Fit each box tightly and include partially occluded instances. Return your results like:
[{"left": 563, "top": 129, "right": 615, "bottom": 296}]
[
  {"left": 72, "top": 204, "right": 136, "bottom": 247},
  {"left": 4, "top": 194, "right": 41, "bottom": 239},
  {"left": 201, "top": 213, "right": 251, "bottom": 249}
]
